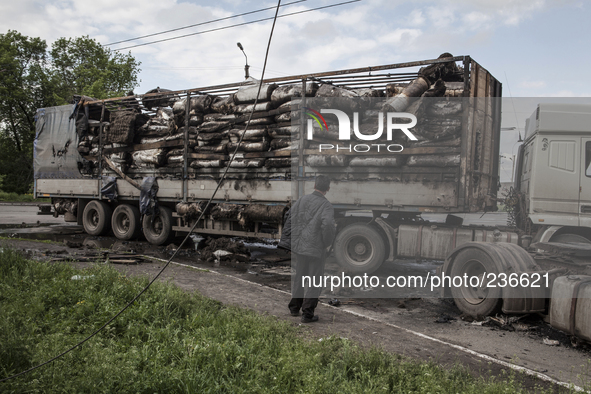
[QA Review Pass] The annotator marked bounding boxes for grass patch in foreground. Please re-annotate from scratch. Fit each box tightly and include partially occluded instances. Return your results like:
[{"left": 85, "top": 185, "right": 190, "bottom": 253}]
[
  {"left": 0, "top": 249, "right": 554, "bottom": 393},
  {"left": 0, "top": 236, "right": 58, "bottom": 244}
]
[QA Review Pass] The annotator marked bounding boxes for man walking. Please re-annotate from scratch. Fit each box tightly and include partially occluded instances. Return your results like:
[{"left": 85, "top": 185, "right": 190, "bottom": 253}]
[{"left": 278, "top": 175, "right": 335, "bottom": 323}]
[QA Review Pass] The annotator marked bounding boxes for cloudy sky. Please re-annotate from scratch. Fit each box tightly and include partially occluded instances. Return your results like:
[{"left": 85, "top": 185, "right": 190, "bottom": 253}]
[{"left": 2, "top": 0, "right": 590, "bottom": 181}]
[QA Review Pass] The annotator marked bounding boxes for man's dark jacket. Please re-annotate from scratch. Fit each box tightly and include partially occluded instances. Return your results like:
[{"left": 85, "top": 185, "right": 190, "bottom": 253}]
[{"left": 278, "top": 191, "right": 335, "bottom": 256}]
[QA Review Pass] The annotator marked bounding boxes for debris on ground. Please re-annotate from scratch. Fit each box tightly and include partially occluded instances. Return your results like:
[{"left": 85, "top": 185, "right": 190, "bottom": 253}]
[
  {"left": 213, "top": 250, "right": 232, "bottom": 257},
  {"left": 49, "top": 249, "right": 146, "bottom": 265},
  {"left": 64, "top": 240, "right": 82, "bottom": 248},
  {"left": 482, "top": 315, "right": 529, "bottom": 331},
  {"left": 166, "top": 243, "right": 178, "bottom": 251},
  {"left": 460, "top": 313, "right": 475, "bottom": 322},
  {"left": 189, "top": 234, "right": 205, "bottom": 251},
  {"left": 514, "top": 322, "right": 536, "bottom": 332},
  {"left": 107, "top": 257, "right": 141, "bottom": 265},
  {"left": 543, "top": 337, "right": 560, "bottom": 346},
  {"left": 200, "top": 237, "right": 250, "bottom": 263},
  {"left": 434, "top": 314, "right": 457, "bottom": 323},
  {"left": 328, "top": 299, "right": 341, "bottom": 307}
]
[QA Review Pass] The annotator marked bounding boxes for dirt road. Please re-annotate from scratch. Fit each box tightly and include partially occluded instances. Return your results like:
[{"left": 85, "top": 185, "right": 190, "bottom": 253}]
[{"left": 1, "top": 205, "right": 590, "bottom": 391}]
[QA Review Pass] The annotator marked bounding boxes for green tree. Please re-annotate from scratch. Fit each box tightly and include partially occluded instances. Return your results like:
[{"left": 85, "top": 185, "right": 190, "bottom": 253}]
[
  {"left": 50, "top": 36, "right": 140, "bottom": 103},
  {"left": 0, "top": 30, "right": 52, "bottom": 193},
  {"left": 0, "top": 30, "right": 140, "bottom": 193}
]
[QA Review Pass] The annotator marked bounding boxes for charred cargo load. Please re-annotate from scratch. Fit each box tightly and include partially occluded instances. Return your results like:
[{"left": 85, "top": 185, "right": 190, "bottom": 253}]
[{"left": 35, "top": 54, "right": 501, "bottom": 222}]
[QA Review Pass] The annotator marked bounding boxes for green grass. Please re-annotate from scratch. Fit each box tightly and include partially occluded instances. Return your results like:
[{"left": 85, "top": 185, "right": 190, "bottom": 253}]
[
  {"left": 0, "top": 249, "right": 558, "bottom": 393},
  {"left": 0, "top": 191, "right": 50, "bottom": 203},
  {"left": 0, "top": 236, "right": 58, "bottom": 244}
]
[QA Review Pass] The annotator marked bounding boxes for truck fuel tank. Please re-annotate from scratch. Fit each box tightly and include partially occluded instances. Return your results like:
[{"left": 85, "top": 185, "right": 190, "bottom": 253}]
[
  {"left": 549, "top": 275, "right": 591, "bottom": 342},
  {"left": 397, "top": 224, "right": 518, "bottom": 261}
]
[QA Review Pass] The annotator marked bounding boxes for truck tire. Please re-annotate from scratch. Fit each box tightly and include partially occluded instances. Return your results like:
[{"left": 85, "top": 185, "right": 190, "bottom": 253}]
[
  {"left": 82, "top": 200, "right": 112, "bottom": 236},
  {"left": 112, "top": 204, "right": 141, "bottom": 240},
  {"left": 549, "top": 233, "right": 591, "bottom": 244},
  {"left": 142, "top": 206, "right": 173, "bottom": 246},
  {"left": 334, "top": 223, "right": 386, "bottom": 274},
  {"left": 449, "top": 248, "right": 502, "bottom": 317}
]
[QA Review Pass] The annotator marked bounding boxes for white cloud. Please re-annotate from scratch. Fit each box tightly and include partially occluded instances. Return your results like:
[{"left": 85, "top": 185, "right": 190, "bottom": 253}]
[
  {"left": 544, "top": 90, "right": 591, "bottom": 98},
  {"left": 0, "top": 0, "right": 586, "bottom": 98},
  {"left": 406, "top": 9, "right": 425, "bottom": 25},
  {"left": 461, "top": 11, "right": 492, "bottom": 30},
  {"left": 426, "top": 6, "right": 456, "bottom": 29},
  {"left": 519, "top": 80, "right": 547, "bottom": 89},
  {"left": 378, "top": 28, "right": 422, "bottom": 46}
]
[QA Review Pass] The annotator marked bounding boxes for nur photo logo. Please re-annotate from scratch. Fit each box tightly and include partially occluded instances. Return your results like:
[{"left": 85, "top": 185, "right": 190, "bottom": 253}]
[{"left": 303, "top": 104, "right": 419, "bottom": 153}]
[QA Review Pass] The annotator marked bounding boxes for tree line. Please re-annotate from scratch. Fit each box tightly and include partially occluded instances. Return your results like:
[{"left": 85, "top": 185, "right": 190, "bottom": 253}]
[{"left": 0, "top": 30, "right": 140, "bottom": 194}]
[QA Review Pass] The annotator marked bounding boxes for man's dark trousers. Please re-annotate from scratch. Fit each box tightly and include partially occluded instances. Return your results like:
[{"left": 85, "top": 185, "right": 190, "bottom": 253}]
[{"left": 289, "top": 253, "right": 326, "bottom": 319}]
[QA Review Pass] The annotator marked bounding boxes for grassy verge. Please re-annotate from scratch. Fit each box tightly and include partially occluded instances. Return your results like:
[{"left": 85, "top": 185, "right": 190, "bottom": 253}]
[
  {"left": 0, "top": 249, "right": 555, "bottom": 393},
  {"left": 0, "top": 236, "right": 58, "bottom": 244},
  {"left": 0, "top": 191, "right": 50, "bottom": 203}
]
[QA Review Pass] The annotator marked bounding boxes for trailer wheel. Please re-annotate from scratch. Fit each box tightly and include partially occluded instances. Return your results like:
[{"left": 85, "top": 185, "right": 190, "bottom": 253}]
[
  {"left": 334, "top": 223, "right": 386, "bottom": 274},
  {"left": 82, "top": 200, "right": 112, "bottom": 236},
  {"left": 142, "top": 206, "right": 173, "bottom": 246},
  {"left": 112, "top": 204, "right": 141, "bottom": 240},
  {"left": 449, "top": 248, "right": 502, "bottom": 317}
]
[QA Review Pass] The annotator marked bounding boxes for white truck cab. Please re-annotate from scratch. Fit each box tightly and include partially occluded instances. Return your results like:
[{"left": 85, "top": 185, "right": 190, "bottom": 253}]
[{"left": 517, "top": 103, "right": 591, "bottom": 238}]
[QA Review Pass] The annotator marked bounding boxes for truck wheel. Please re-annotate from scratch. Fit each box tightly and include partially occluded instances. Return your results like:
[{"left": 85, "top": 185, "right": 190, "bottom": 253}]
[
  {"left": 334, "top": 223, "right": 386, "bottom": 274},
  {"left": 142, "top": 206, "right": 173, "bottom": 246},
  {"left": 549, "top": 233, "right": 591, "bottom": 244},
  {"left": 112, "top": 204, "right": 141, "bottom": 240},
  {"left": 449, "top": 248, "right": 502, "bottom": 317},
  {"left": 82, "top": 200, "right": 112, "bottom": 236}
]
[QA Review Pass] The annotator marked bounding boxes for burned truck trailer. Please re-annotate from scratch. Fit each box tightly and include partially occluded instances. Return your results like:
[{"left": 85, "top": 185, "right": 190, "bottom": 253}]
[
  {"left": 34, "top": 55, "right": 591, "bottom": 339},
  {"left": 35, "top": 54, "right": 500, "bottom": 247}
]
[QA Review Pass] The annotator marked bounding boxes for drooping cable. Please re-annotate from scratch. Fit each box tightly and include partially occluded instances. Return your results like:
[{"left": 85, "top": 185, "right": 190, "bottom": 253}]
[
  {"left": 504, "top": 71, "right": 523, "bottom": 143},
  {"left": 111, "top": 0, "right": 360, "bottom": 51},
  {"left": 0, "top": 0, "right": 283, "bottom": 383},
  {"left": 104, "top": 0, "right": 306, "bottom": 46}
]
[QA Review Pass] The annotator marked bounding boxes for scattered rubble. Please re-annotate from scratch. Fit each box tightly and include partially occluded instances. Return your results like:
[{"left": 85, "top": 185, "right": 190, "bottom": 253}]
[
  {"left": 543, "top": 338, "right": 560, "bottom": 346},
  {"left": 328, "top": 299, "right": 341, "bottom": 307},
  {"left": 434, "top": 314, "right": 457, "bottom": 323},
  {"left": 199, "top": 237, "right": 250, "bottom": 263}
]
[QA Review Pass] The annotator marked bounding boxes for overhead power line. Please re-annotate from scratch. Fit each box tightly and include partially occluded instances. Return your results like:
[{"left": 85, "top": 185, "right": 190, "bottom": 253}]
[
  {"left": 111, "top": 0, "right": 361, "bottom": 51},
  {"left": 104, "top": 0, "right": 307, "bottom": 46}
]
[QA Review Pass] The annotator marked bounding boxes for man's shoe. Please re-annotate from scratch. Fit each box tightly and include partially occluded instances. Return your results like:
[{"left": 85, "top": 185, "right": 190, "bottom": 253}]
[
  {"left": 290, "top": 311, "right": 300, "bottom": 317},
  {"left": 301, "top": 315, "right": 319, "bottom": 323}
]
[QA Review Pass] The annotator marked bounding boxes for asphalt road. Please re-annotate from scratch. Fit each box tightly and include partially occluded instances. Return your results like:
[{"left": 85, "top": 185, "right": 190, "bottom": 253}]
[{"left": 0, "top": 203, "right": 65, "bottom": 226}]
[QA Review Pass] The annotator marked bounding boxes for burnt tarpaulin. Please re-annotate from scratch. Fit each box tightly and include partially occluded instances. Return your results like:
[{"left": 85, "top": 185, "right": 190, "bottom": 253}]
[
  {"left": 101, "top": 176, "right": 118, "bottom": 201},
  {"left": 34, "top": 105, "right": 84, "bottom": 179},
  {"left": 139, "top": 177, "right": 159, "bottom": 216}
]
